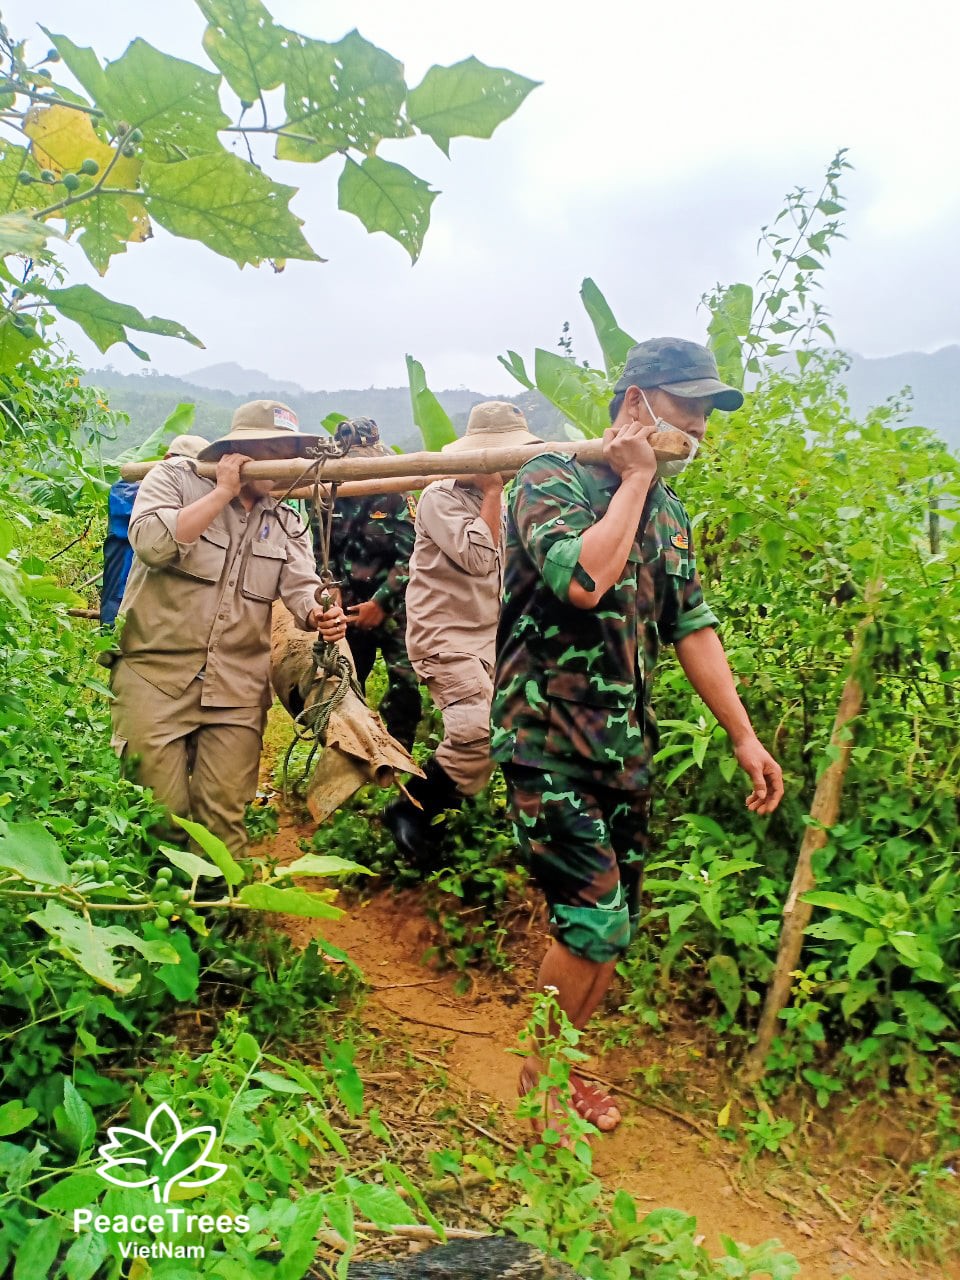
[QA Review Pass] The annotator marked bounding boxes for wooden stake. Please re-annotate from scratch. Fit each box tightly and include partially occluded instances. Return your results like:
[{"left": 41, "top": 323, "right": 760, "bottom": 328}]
[{"left": 742, "top": 579, "right": 881, "bottom": 1084}]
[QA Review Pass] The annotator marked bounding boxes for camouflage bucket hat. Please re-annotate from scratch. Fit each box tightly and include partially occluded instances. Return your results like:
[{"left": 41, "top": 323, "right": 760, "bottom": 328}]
[
  {"left": 614, "top": 338, "right": 744, "bottom": 411},
  {"left": 198, "top": 400, "right": 323, "bottom": 461}
]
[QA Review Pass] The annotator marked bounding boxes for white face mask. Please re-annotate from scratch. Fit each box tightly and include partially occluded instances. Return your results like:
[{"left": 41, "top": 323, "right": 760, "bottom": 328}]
[{"left": 640, "top": 389, "right": 699, "bottom": 478}]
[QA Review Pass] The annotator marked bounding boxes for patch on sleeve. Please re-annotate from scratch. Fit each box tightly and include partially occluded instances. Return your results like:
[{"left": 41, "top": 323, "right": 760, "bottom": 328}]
[{"left": 670, "top": 531, "right": 689, "bottom": 550}]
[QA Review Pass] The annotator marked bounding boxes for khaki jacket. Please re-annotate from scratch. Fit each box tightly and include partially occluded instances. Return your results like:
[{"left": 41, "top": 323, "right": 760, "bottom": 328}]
[
  {"left": 404, "top": 479, "right": 503, "bottom": 667},
  {"left": 117, "top": 458, "right": 321, "bottom": 707}
]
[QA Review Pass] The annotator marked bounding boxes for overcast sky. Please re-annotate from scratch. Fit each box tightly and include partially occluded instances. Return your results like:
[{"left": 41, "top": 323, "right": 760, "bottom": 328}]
[{"left": 7, "top": 0, "right": 960, "bottom": 392}]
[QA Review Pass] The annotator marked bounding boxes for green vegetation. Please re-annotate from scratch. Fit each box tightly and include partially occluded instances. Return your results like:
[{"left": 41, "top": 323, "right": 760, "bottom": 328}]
[{"left": 1, "top": 12, "right": 958, "bottom": 1264}]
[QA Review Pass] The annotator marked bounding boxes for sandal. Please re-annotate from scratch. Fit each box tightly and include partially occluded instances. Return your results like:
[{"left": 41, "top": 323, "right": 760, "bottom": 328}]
[{"left": 570, "top": 1073, "right": 621, "bottom": 1132}]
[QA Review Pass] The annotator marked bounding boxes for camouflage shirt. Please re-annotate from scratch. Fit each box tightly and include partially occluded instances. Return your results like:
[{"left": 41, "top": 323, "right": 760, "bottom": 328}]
[
  {"left": 491, "top": 452, "right": 718, "bottom": 789},
  {"left": 314, "top": 492, "right": 416, "bottom": 614}
]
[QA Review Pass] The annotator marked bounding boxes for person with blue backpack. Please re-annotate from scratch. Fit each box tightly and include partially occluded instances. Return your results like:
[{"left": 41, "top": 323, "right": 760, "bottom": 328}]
[{"left": 99, "top": 435, "right": 209, "bottom": 626}]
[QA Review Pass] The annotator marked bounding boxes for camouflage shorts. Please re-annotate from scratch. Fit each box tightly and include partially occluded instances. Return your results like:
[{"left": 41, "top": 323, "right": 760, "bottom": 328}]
[{"left": 502, "top": 764, "right": 649, "bottom": 964}]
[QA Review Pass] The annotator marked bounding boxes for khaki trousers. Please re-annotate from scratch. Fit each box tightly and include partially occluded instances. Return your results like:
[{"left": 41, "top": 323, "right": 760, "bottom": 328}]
[
  {"left": 110, "top": 661, "right": 265, "bottom": 855},
  {"left": 411, "top": 652, "right": 495, "bottom": 796}
]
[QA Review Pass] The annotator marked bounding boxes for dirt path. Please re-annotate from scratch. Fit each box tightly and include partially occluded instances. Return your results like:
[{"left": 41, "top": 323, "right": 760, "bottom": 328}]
[{"left": 265, "top": 816, "right": 954, "bottom": 1280}]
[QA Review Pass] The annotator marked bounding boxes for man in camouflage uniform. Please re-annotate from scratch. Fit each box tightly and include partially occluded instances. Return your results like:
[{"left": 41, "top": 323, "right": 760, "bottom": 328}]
[
  {"left": 491, "top": 338, "right": 784, "bottom": 1133},
  {"left": 312, "top": 418, "right": 420, "bottom": 750}
]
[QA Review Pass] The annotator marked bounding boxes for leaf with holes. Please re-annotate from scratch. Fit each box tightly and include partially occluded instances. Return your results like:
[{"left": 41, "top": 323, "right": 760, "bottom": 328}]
[
  {"left": 338, "top": 155, "right": 437, "bottom": 263},
  {"left": 197, "top": 0, "right": 295, "bottom": 102},
  {"left": 408, "top": 56, "right": 540, "bottom": 157},
  {"left": 277, "top": 30, "right": 410, "bottom": 162},
  {"left": 142, "top": 153, "right": 319, "bottom": 267}
]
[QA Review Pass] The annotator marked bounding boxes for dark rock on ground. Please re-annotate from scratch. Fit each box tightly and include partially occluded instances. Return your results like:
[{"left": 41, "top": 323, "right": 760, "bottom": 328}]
[{"left": 346, "top": 1236, "right": 583, "bottom": 1279}]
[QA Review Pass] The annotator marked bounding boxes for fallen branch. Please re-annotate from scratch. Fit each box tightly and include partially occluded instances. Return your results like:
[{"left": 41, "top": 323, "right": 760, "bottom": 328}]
[{"left": 317, "top": 1221, "right": 488, "bottom": 1252}]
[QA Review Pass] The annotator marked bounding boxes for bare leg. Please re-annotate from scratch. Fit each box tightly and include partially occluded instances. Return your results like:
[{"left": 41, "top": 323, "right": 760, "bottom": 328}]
[{"left": 520, "top": 940, "right": 621, "bottom": 1131}]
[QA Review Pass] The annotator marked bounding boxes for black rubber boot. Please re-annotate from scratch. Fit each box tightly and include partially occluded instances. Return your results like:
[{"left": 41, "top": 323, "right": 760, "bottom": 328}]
[{"left": 383, "top": 756, "right": 461, "bottom": 868}]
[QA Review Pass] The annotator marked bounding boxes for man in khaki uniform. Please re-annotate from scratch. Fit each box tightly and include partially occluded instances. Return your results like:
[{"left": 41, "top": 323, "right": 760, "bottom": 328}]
[
  {"left": 385, "top": 402, "right": 541, "bottom": 864},
  {"left": 110, "top": 400, "right": 347, "bottom": 853}
]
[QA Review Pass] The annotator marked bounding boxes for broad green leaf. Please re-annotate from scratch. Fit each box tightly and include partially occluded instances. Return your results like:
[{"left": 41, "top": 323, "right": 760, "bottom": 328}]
[
  {"left": 141, "top": 153, "right": 319, "bottom": 267},
  {"left": 71, "top": 195, "right": 152, "bottom": 275},
  {"left": 160, "top": 844, "right": 222, "bottom": 881},
  {"left": 59, "top": 37, "right": 229, "bottom": 156},
  {"left": 707, "top": 282, "right": 753, "bottom": 390},
  {"left": 0, "top": 212, "right": 62, "bottom": 258},
  {"left": 579, "top": 278, "right": 636, "bottom": 376},
  {"left": 405, "top": 354, "right": 455, "bottom": 451},
  {"left": 62, "top": 1230, "right": 108, "bottom": 1280},
  {"left": 27, "top": 902, "right": 141, "bottom": 995},
  {"left": 56, "top": 1079, "right": 96, "bottom": 1155},
  {"left": 497, "top": 349, "right": 534, "bottom": 390},
  {"left": 285, "top": 852, "right": 373, "bottom": 877},
  {"left": 41, "top": 284, "right": 201, "bottom": 358},
  {"left": 103, "top": 924, "right": 179, "bottom": 966},
  {"left": 533, "top": 348, "right": 609, "bottom": 436},
  {"left": 274, "top": 1191, "right": 331, "bottom": 1280},
  {"left": 252, "top": 1070, "right": 307, "bottom": 1094},
  {"left": 238, "top": 883, "right": 343, "bottom": 919},
  {"left": 43, "top": 31, "right": 110, "bottom": 106},
  {"left": 0, "top": 143, "right": 40, "bottom": 214},
  {"left": 38, "top": 1171, "right": 103, "bottom": 1212},
  {"left": 277, "top": 31, "right": 410, "bottom": 163},
  {"left": 338, "top": 155, "right": 437, "bottom": 263},
  {"left": 0, "top": 1101, "right": 39, "bottom": 1137},
  {"left": 802, "top": 890, "right": 878, "bottom": 925},
  {"left": 408, "top": 56, "right": 540, "bottom": 157},
  {"left": 0, "top": 821, "right": 70, "bottom": 885},
  {"left": 847, "top": 939, "right": 880, "bottom": 978},
  {"left": 172, "top": 815, "right": 243, "bottom": 885},
  {"left": 152, "top": 926, "right": 199, "bottom": 1000},
  {"left": 197, "top": 0, "right": 294, "bottom": 102},
  {"left": 0, "top": 316, "right": 43, "bottom": 379},
  {"left": 112, "top": 402, "right": 198, "bottom": 467},
  {"left": 348, "top": 1182, "right": 417, "bottom": 1228},
  {"left": 13, "top": 1216, "right": 62, "bottom": 1280}
]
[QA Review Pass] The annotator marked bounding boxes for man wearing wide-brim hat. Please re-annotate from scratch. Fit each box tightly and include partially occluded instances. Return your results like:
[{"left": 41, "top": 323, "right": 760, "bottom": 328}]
[
  {"left": 108, "top": 399, "right": 347, "bottom": 854},
  {"left": 490, "top": 338, "right": 784, "bottom": 1136},
  {"left": 385, "top": 402, "right": 542, "bottom": 862}
]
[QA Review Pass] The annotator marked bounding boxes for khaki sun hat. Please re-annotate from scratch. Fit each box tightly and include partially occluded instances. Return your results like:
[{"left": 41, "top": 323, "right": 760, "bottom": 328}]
[
  {"left": 165, "top": 434, "right": 209, "bottom": 459},
  {"left": 441, "top": 401, "right": 542, "bottom": 454},
  {"left": 197, "top": 400, "right": 323, "bottom": 461}
]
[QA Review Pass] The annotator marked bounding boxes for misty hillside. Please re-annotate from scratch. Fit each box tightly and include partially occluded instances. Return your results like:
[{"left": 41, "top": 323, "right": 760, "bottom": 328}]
[{"left": 85, "top": 347, "right": 959, "bottom": 455}]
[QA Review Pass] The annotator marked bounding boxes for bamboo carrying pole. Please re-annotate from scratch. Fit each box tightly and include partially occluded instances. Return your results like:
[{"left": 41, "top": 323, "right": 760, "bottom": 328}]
[
  {"left": 119, "top": 431, "right": 693, "bottom": 488},
  {"left": 742, "top": 579, "right": 882, "bottom": 1084}
]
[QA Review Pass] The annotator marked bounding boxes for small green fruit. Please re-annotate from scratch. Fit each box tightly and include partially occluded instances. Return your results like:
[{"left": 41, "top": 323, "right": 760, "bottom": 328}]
[
  {"left": 153, "top": 916, "right": 170, "bottom": 931},
  {"left": 79, "top": 158, "right": 99, "bottom": 176},
  {"left": 40, "top": 169, "right": 57, "bottom": 183},
  {"left": 17, "top": 171, "right": 35, "bottom": 185},
  {"left": 122, "top": 144, "right": 135, "bottom": 158},
  {"left": 157, "top": 901, "right": 175, "bottom": 918},
  {"left": 45, "top": 48, "right": 61, "bottom": 62},
  {"left": 94, "top": 859, "right": 109, "bottom": 878},
  {"left": 156, "top": 867, "right": 173, "bottom": 884},
  {"left": 62, "top": 172, "right": 80, "bottom": 191},
  {"left": 128, "top": 127, "right": 143, "bottom": 143}
]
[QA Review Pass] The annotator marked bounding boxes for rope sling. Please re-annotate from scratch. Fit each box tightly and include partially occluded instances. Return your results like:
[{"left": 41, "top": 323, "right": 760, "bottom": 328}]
[{"left": 278, "top": 421, "right": 367, "bottom": 800}]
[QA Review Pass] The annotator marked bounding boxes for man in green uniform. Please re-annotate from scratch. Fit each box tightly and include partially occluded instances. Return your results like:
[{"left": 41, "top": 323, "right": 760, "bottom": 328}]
[
  {"left": 312, "top": 418, "right": 420, "bottom": 750},
  {"left": 491, "top": 338, "right": 784, "bottom": 1133}
]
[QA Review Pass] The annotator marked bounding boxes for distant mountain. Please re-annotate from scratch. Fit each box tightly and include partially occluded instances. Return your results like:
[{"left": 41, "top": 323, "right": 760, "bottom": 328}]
[
  {"left": 85, "top": 347, "right": 959, "bottom": 457},
  {"left": 843, "top": 347, "right": 959, "bottom": 449},
  {"left": 83, "top": 368, "right": 566, "bottom": 455},
  {"left": 184, "top": 362, "right": 305, "bottom": 398}
]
